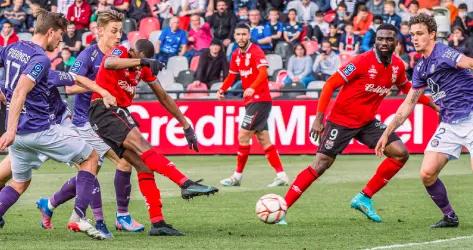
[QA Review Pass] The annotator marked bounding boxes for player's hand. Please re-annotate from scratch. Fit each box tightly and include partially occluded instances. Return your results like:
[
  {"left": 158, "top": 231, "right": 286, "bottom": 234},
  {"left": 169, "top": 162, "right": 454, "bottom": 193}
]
[
  {"left": 183, "top": 126, "right": 199, "bottom": 152},
  {"left": 216, "top": 89, "right": 225, "bottom": 100},
  {"left": 375, "top": 134, "right": 389, "bottom": 157},
  {"left": 102, "top": 93, "right": 117, "bottom": 108},
  {"left": 243, "top": 88, "right": 255, "bottom": 98},
  {"left": 140, "top": 58, "right": 165, "bottom": 75},
  {"left": 310, "top": 118, "right": 324, "bottom": 142},
  {"left": 0, "top": 131, "right": 15, "bottom": 151}
]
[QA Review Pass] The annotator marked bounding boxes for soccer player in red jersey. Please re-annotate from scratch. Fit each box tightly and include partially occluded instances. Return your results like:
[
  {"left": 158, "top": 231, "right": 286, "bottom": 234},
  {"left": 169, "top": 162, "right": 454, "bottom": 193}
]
[
  {"left": 281, "top": 24, "right": 439, "bottom": 224},
  {"left": 88, "top": 39, "right": 218, "bottom": 236},
  {"left": 217, "top": 23, "right": 289, "bottom": 187}
]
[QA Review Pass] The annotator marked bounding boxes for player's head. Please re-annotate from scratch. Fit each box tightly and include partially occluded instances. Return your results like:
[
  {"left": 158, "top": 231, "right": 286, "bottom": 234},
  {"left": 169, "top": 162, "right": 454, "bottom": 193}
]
[
  {"left": 374, "top": 23, "right": 398, "bottom": 59},
  {"left": 132, "top": 39, "right": 155, "bottom": 59},
  {"left": 287, "top": 9, "right": 297, "bottom": 21},
  {"left": 234, "top": 23, "right": 251, "bottom": 49},
  {"left": 408, "top": 13, "right": 437, "bottom": 53},
  {"left": 97, "top": 10, "right": 124, "bottom": 49},
  {"left": 34, "top": 9, "right": 68, "bottom": 52}
]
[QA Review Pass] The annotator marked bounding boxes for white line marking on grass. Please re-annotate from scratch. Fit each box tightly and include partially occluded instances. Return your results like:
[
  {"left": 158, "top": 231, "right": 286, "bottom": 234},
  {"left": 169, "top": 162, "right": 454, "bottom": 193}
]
[{"left": 366, "top": 235, "right": 473, "bottom": 249}]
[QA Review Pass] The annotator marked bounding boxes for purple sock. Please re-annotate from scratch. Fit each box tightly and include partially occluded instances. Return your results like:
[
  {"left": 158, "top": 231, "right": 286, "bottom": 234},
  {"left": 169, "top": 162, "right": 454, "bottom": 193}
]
[
  {"left": 426, "top": 178, "right": 455, "bottom": 218},
  {"left": 114, "top": 170, "right": 131, "bottom": 214},
  {"left": 50, "top": 177, "right": 76, "bottom": 208},
  {"left": 90, "top": 178, "right": 104, "bottom": 222},
  {"left": 74, "top": 171, "right": 96, "bottom": 218},
  {"left": 0, "top": 186, "right": 20, "bottom": 217}
]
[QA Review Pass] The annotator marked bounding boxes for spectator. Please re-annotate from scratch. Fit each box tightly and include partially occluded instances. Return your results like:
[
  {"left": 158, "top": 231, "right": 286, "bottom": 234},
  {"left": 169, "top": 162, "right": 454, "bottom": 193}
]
[
  {"left": 313, "top": 0, "right": 331, "bottom": 12},
  {"left": 266, "top": 8, "right": 284, "bottom": 46},
  {"left": 262, "top": 0, "right": 286, "bottom": 12},
  {"left": 283, "top": 8, "right": 302, "bottom": 46},
  {"left": 57, "top": 0, "right": 75, "bottom": 15},
  {"left": 333, "top": 2, "right": 349, "bottom": 29},
  {"left": 249, "top": 9, "right": 273, "bottom": 53},
  {"left": 194, "top": 40, "right": 228, "bottom": 89},
  {"left": 237, "top": 6, "right": 249, "bottom": 23},
  {"left": 127, "top": 0, "right": 151, "bottom": 23},
  {"left": 308, "top": 10, "right": 329, "bottom": 39},
  {"left": 327, "top": 23, "right": 341, "bottom": 53},
  {"left": 112, "top": 0, "right": 130, "bottom": 12},
  {"left": 28, "top": 0, "right": 57, "bottom": 12},
  {"left": 84, "top": 21, "right": 98, "bottom": 46},
  {"left": 67, "top": 0, "right": 92, "bottom": 32},
  {"left": 56, "top": 48, "right": 76, "bottom": 72},
  {"left": 366, "top": 0, "right": 384, "bottom": 16},
  {"left": 284, "top": 44, "right": 314, "bottom": 87},
  {"left": 360, "top": 15, "right": 383, "bottom": 53},
  {"left": 3, "top": 0, "right": 27, "bottom": 32},
  {"left": 382, "top": 0, "right": 401, "bottom": 29},
  {"left": 331, "top": 0, "right": 358, "bottom": 16},
  {"left": 453, "top": 3, "right": 473, "bottom": 35},
  {"left": 90, "top": 0, "right": 112, "bottom": 22},
  {"left": 187, "top": 14, "right": 213, "bottom": 59},
  {"left": 156, "top": 16, "right": 188, "bottom": 64},
  {"left": 399, "top": 1, "right": 419, "bottom": 22},
  {"left": 353, "top": 5, "right": 373, "bottom": 36},
  {"left": 207, "top": 0, "right": 237, "bottom": 47},
  {"left": 233, "top": 0, "right": 257, "bottom": 14},
  {"left": 295, "top": 0, "right": 319, "bottom": 24},
  {"left": 448, "top": 26, "right": 473, "bottom": 56},
  {"left": 443, "top": 0, "right": 458, "bottom": 25},
  {"left": 399, "top": 21, "right": 415, "bottom": 53},
  {"left": 61, "top": 22, "right": 82, "bottom": 55},
  {"left": 394, "top": 40, "right": 409, "bottom": 71},
  {"left": 312, "top": 40, "right": 340, "bottom": 80},
  {"left": 339, "top": 22, "right": 360, "bottom": 54},
  {"left": 154, "top": 0, "right": 174, "bottom": 28},
  {"left": 179, "top": 0, "right": 207, "bottom": 30},
  {"left": 0, "top": 22, "right": 19, "bottom": 47}
]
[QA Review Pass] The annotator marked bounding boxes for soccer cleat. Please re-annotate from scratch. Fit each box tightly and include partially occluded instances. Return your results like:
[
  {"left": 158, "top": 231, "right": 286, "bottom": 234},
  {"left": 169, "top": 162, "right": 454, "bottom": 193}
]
[
  {"left": 276, "top": 215, "right": 288, "bottom": 225},
  {"left": 181, "top": 179, "right": 219, "bottom": 199},
  {"left": 96, "top": 220, "right": 113, "bottom": 239},
  {"left": 115, "top": 214, "right": 145, "bottom": 232},
  {"left": 350, "top": 193, "right": 382, "bottom": 223},
  {"left": 0, "top": 217, "right": 5, "bottom": 228},
  {"left": 36, "top": 197, "right": 53, "bottom": 229},
  {"left": 67, "top": 211, "right": 107, "bottom": 240},
  {"left": 267, "top": 175, "right": 289, "bottom": 187},
  {"left": 220, "top": 176, "right": 241, "bottom": 186},
  {"left": 431, "top": 215, "right": 459, "bottom": 228},
  {"left": 149, "top": 221, "right": 184, "bottom": 236}
]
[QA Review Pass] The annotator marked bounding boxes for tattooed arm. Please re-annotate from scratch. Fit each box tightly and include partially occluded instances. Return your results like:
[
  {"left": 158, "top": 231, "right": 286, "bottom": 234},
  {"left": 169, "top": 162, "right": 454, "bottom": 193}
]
[{"left": 374, "top": 87, "right": 425, "bottom": 156}]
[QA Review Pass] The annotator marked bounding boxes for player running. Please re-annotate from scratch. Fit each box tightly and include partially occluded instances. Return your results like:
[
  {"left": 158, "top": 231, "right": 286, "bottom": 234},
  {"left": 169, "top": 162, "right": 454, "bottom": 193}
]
[
  {"left": 376, "top": 13, "right": 473, "bottom": 228},
  {"left": 217, "top": 23, "right": 289, "bottom": 187},
  {"left": 36, "top": 10, "right": 144, "bottom": 236},
  {"left": 88, "top": 39, "right": 218, "bottom": 236},
  {"left": 281, "top": 24, "right": 438, "bottom": 224},
  {"left": 0, "top": 9, "right": 106, "bottom": 240}
]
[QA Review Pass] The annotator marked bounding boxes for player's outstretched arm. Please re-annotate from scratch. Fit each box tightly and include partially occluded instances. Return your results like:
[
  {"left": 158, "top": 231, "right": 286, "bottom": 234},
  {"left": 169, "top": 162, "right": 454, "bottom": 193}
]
[
  {"left": 397, "top": 81, "right": 439, "bottom": 112},
  {"left": 457, "top": 54, "right": 473, "bottom": 70},
  {"left": 104, "top": 57, "right": 141, "bottom": 70},
  {"left": 0, "top": 75, "right": 34, "bottom": 150},
  {"left": 65, "top": 85, "right": 88, "bottom": 95},
  {"left": 74, "top": 75, "right": 117, "bottom": 107}
]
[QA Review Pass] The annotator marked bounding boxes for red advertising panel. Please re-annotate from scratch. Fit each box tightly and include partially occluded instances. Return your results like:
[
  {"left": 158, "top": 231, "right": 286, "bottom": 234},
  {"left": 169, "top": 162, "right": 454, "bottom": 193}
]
[{"left": 129, "top": 99, "right": 439, "bottom": 155}]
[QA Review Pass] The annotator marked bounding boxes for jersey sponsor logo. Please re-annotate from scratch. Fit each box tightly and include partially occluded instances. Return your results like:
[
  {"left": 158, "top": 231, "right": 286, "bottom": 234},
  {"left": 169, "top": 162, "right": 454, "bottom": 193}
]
[
  {"left": 342, "top": 63, "right": 356, "bottom": 76},
  {"left": 368, "top": 65, "right": 377, "bottom": 79},
  {"left": 392, "top": 65, "right": 399, "bottom": 83},
  {"left": 30, "top": 63, "right": 44, "bottom": 78},
  {"left": 112, "top": 48, "right": 123, "bottom": 56},
  {"left": 364, "top": 83, "right": 391, "bottom": 96},
  {"left": 240, "top": 68, "right": 253, "bottom": 78},
  {"left": 118, "top": 80, "right": 136, "bottom": 96},
  {"left": 427, "top": 78, "right": 446, "bottom": 102},
  {"left": 70, "top": 61, "right": 83, "bottom": 73},
  {"left": 442, "top": 48, "right": 458, "bottom": 60}
]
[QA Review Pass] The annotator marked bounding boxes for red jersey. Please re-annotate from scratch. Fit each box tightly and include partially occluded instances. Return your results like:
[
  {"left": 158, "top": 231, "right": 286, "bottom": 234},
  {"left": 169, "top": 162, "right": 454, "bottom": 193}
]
[
  {"left": 328, "top": 50, "right": 408, "bottom": 128},
  {"left": 228, "top": 43, "right": 272, "bottom": 104},
  {"left": 92, "top": 46, "right": 156, "bottom": 107}
]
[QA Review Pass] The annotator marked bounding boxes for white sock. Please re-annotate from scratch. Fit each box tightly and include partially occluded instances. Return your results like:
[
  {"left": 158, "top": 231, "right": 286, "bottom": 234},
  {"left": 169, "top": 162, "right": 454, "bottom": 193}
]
[
  {"left": 47, "top": 200, "right": 55, "bottom": 210},
  {"left": 233, "top": 172, "right": 242, "bottom": 180},
  {"left": 117, "top": 212, "right": 130, "bottom": 217},
  {"left": 277, "top": 172, "right": 287, "bottom": 179}
]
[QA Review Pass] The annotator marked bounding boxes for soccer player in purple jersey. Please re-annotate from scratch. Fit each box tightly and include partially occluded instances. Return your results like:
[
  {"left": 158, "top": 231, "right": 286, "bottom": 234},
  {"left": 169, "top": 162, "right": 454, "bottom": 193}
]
[
  {"left": 35, "top": 10, "right": 145, "bottom": 236},
  {"left": 376, "top": 13, "right": 473, "bottom": 228},
  {"left": 0, "top": 9, "right": 106, "bottom": 240}
]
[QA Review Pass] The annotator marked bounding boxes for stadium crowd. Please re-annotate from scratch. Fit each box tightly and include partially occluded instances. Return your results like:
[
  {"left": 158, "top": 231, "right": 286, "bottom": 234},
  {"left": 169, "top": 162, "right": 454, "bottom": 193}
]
[{"left": 0, "top": 0, "right": 472, "bottom": 99}]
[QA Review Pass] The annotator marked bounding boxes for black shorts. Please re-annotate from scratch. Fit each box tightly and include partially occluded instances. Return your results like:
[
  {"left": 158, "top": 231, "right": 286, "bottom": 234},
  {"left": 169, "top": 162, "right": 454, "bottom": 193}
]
[
  {"left": 317, "top": 120, "right": 400, "bottom": 158},
  {"left": 88, "top": 100, "right": 137, "bottom": 157},
  {"left": 241, "top": 102, "right": 271, "bottom": 131}
]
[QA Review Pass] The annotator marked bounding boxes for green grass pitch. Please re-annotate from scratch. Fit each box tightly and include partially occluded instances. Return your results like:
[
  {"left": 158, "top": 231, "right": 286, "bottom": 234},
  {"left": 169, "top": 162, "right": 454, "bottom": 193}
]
[{"left": 1, "top": 154, "right": 472, "bottom": 249}]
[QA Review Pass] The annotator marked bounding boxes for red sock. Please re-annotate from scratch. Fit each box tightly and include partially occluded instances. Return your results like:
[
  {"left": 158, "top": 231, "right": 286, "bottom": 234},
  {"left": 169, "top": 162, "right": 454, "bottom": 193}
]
[
  {"left": 235, "top": 145, "right": 251, "bottom": 173},
  {"left": 285, "top": 166, "right": 319, "bottom": 208},
  {"left": 141, "top": 148, "right": 188, "bottom": 186},
  {"left": 362, "top": 158, "right": 405, "bottom": 198},
  {"left": 137, "top": 172, "right": 164, "bottom": 223},
  {"left": 264, "top": 145, "right": 284, "bottom": 173}
]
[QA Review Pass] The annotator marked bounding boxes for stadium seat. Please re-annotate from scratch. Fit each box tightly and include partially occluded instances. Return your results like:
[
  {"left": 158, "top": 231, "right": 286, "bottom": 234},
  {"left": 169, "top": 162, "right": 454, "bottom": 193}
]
[
  {"left": 167, "top": 56, "right": 189, "bottom": 77},
  {"left": 323, "top": 11, "right": 336, "bottom": 23},
  {"left": 209, "top": 82, "right": 223, "bottom": 98},
  {"left": 266, "top": 54, "right": 283, "bottom": 76},
  {"left": 126, "top": 31, "right": 145, "bottom": 49},
  {"left": 281, "top": 82, "right": 305, "bottom": 99},
  {"left": 136, "top": 81, "right": 155, "bottom": 100},
  {"left": 302, "top": 40, "right": 319, "bottom": 55},
  {"left": 81, "top": 31, "right": 92, "bottom": 46},
  {"left": 433, "top": 7, "right": 451, "bottom": 38},
  {"left": 157, "top": 69, "right": 174, "bottom": 88},
  {"left": 17, "top": 32, "right": 32, "bottom": 41},
  {"left": 123, "top": 18, "right": 137, "bottom": 34},
  {"left": 139, "top": 17, "right": 161, "bottom": 38},
  {"left": 190, "top": 55, "right": 200, "bottom": 72},
  {"left": 269, "top": 81, "right": 283, "bottom": 98},
  {"left": 164, "top": 83, "right": 184, "bottom": 99},
  {"left": 182, "top": 81, "right": 209, "bottom": 99},
  {"left": 306, "top": 81, "right": 325, "bottom": 98},
  {"left": 275, "top": 70, "right": 288, "bottom": 85},
  {"left": 149, "top": 30, "right": 162, "bottom": 51},
  {"left": 175, "top": 69, "right": 194, "bottom": 87},
  {"left": 147, "top": 0, "right": 160, "bottom": 8},
  {"left": 274, "top": 41, "right": 293, "bottom": 65}
]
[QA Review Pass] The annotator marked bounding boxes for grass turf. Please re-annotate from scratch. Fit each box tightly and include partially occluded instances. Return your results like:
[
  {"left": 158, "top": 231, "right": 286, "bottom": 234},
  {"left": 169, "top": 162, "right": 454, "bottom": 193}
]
[{"left": 0, "top": 154, "right": 472, "bottom": 249}]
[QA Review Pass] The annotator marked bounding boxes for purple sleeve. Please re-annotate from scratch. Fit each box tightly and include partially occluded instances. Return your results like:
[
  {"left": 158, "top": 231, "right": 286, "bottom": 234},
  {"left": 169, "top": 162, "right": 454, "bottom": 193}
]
[
  {"left": 412, "top": 62, "right": 426, "bottom": 89},
  {"left": 24, "top": 55, "right": 50, "bottom": 84},
  {"left": 48, "top": 70, "right": 75, "bottom": 87},
  {"left": 439, "top": 45, "right": 462, "bottom": 68},
  {"left": 69, "top": 49, "right": 90, "bottom": 76}
]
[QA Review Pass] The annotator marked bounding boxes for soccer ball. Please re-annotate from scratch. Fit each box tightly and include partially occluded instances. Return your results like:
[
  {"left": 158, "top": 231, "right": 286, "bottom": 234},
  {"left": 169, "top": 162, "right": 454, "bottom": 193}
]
[{"left": 255, "top": 194, "right": 287, "bottom": 224}]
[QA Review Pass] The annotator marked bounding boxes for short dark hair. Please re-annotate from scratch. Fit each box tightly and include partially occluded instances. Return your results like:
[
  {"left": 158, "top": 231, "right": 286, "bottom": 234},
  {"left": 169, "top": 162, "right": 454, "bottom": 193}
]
[
  {"left": 373, "top": 15, "right": 383, "bottom": 23},
  {"left": 34, "top": 9, "right": 68, "bottom": 35},
  {"left": 408, "top": 13, "right": 437, "bottom": 34},
  {"left": 376, "top": 23, "right": 398, "bottom": 35},
  {"left": 315, "top": 10, "right": 324, "bottom": 16},
  {"left": 135, "top": 39, "right": 155, "bottom": 58},
  {"left": 210, "top": 39, "right": 222, "bottom": 47},
  {"left": 385, "top": 0, "right": 395, "bottom": 7},
  {"left": 358, "top": 4, "right": 368, "bottom": 12},
  {"left": 458, "top": 3, "right": 468, "bottom": 11},
  {"left": 235, "top": 22, "right": 250, "bottom": 31},
  {"left": 409, "top": 0, "right": 419, "bottom": 7},
  {"left": 269, "top": 8, "right": 279, "bottom": 14},
  {"left": 288, "top": 8, "right": 297, "bottom": 15},
  {"left": 293, "top": 43, "right": 306, "bottom": 56}
]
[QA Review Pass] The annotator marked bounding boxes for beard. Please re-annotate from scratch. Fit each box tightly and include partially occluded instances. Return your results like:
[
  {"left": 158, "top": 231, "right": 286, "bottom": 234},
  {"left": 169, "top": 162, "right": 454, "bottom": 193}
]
[
  {"left": 238, "top": 40, "right": 249, "bottom": 49},
  {"left": 375, "top": 46, "right": 394, "bottom": 65}
]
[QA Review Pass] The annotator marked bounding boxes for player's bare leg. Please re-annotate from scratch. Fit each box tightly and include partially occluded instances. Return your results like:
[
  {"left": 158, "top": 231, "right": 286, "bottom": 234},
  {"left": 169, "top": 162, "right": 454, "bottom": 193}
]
[
  {"left": 419, "top": 152, "right": 457, "bottom": 228},
  {"left": 220, "top": 128, "right": 254, "bottom": 186},
  {"left": 0, "top": 156, "right": 12, "bottom": 187},
  {"left": 255, "top": 131, "right": 289, "bottom": 187}
]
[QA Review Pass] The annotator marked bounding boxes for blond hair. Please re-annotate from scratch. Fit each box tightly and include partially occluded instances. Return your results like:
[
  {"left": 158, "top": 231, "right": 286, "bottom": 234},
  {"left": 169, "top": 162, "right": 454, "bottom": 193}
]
[{"left": 97, "top": 10, "right": 124, "bottom": 27}]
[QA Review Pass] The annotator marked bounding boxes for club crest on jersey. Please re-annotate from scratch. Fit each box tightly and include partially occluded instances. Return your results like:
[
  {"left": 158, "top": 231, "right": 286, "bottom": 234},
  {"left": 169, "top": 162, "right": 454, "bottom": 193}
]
[
  {"left": 70, "top": 61, "right": 83, "bottom": 73},
  {"left": 391, "top": 65, "right": 399, "bottom": 83},
  {"left": 342, "top": 63, "right": 356, "bottom": 76},
  {"left": 30, "top": 63, "right": 44, "bottom": 78},
  {"left": 235, "top": 56, "right": 241, "bottom": 66},
  {"left": 430, "top": 139, "right": 439, "bottom": 147},
  {"left": 112, "top": 48, "right": 123, "bottom": 56},
  {"left": 368, "top": 65, "right": 377, "bottom": 79},
  {"left": 324, "top": 140, "right": 334, "bottom": 150}
]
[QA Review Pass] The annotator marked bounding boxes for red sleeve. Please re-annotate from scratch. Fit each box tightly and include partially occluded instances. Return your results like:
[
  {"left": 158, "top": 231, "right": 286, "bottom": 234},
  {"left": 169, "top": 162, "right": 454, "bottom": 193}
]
[
  {"left": 250, "top": 67, "right": 268, "bottom": 90},
  {"left": 66, "top": 5, "right": 73, "bottom": 21},
  {"left": 252, "top": 47, "right": 269, "bottom": 69},
  {"left": 228, "top": 52, "right": 238, "bottom": 75},
  {"left": 141, "top": 67, "right": 157, "bottom": 82},
  {"left": 337, "top": 55, "right": 363, "bottom": 83},
  {"left": 316, "top": 72, "right": 345, "bottom": 113},
  {"left": 220, "top": 73, "right": 237, "bottom": 92},
  {"left": 76, "top": 4, "right": 91, "bottom": 27},
  {"left": 394, "top": 59, "right": 409, "bottom": 87}
]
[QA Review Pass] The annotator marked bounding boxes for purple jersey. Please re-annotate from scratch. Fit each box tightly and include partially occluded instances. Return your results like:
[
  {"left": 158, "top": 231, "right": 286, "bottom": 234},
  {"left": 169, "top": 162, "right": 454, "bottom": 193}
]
[
  {"left": 69, "top": 44, "right": 104, "bottom": 127},
  {"left": 0, "top": 41, "right": 51, "bottom": 134},
  {"left": 412, "top": 43, "right": 473, "bottom": 124},
  {"left": 48, "top": 70, "right": 75, "bottom": 124}
]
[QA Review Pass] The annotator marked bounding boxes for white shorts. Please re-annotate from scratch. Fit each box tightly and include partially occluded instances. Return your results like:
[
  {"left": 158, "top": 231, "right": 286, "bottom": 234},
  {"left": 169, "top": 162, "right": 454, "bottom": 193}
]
[
  {"left": 9, "top": 125, "right": 94, "bottom": 182},
  {"left": 425, "top": 114, "right": 473, "bottom": 160},
  {"left": 38, "top": 111, "right": 74, "bottom": 163},
  {"left": 72, "top": 122, "right": 111, "bottom": 165}
]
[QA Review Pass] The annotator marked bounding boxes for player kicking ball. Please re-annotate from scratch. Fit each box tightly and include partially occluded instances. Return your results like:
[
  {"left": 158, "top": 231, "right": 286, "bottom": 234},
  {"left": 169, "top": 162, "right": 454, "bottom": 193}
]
[
  {"left": 281, "top": 24, "right": 438, "bottom": 224},
  {"left": 217, "top": 23, "right": 289, "bottom": 187},
  {"left": 88, "top": 39, "right": 218, "bottom": 236},
  {"left": 376, "top": 13, "right": 473, "bottom": 228}
]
